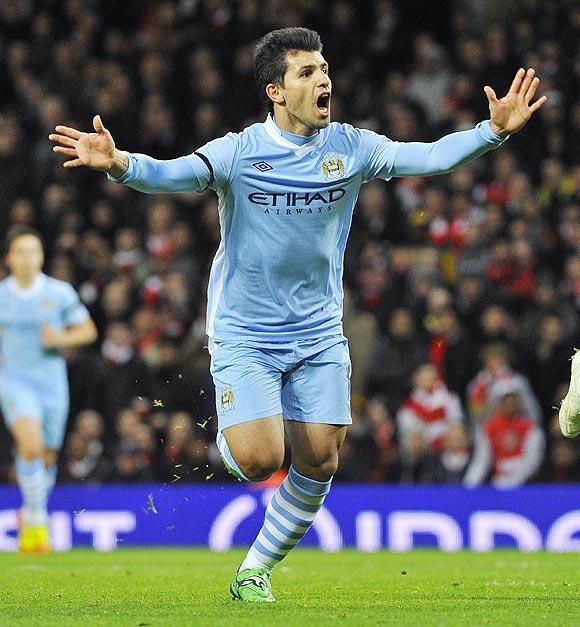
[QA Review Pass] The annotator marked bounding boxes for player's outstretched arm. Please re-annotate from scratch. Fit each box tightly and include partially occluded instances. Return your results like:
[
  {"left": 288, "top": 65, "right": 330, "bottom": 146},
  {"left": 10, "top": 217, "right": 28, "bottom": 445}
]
[
  {"left": 49, "top": 115, "right": 128, "bottom": 178},
  {"left": 388, "top": 68, "right": 546, "bottom": 178},
  {"left": 50, "top": 114, "right": 215, "bottom": 194},
  {"left": 485, "top": 68, "right": 547, "bottom": 137}
]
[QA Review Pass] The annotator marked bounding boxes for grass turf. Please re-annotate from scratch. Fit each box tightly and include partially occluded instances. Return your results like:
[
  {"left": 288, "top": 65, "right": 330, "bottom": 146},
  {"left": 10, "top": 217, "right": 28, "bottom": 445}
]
[{"left": 0, "top": 549, "right": 578, "bottom": 626}]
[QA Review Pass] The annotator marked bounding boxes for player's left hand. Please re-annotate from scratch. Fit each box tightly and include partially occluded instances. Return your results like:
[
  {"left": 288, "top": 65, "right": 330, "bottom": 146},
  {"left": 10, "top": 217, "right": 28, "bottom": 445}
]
[
  {"left": 41, "top": 325, "right": 65, "bottom": 349},
  {"left": 485, "top": 68, "right": 547, "bottom": 137}
]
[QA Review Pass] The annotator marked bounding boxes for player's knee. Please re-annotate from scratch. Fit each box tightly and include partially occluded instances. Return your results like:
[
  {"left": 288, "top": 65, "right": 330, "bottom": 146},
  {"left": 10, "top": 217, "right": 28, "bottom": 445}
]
[
  {"left": 237, "top": 450, "right": 284, "bottom": 482},
  {"left": 313, "top": 456, "right": 339, "bottom": 481},
  {"left": 18, "top": 444, "right": 43, "bottom": 461},
  {"left": 295, "top": 451, "right": 339, "bottom": 481},
  {"left": 44, "top": 451, "right": 57, "bottom": 468}
]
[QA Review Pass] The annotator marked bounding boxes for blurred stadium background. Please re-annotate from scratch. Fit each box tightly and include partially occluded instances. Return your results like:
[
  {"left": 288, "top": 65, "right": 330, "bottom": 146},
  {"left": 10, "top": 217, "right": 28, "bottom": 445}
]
[{"left": 0, "top": 0, "right": 578, "bottom": 553}]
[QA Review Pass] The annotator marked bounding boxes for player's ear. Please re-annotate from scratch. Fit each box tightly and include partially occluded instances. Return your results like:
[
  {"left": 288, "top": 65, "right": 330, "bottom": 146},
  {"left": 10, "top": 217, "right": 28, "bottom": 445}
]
[{"left": 266, "top": 83, "right": 285, "bottom": 107}]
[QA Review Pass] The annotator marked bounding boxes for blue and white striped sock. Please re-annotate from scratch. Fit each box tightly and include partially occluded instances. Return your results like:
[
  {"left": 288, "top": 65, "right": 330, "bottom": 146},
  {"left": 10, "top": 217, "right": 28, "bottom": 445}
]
[
  {"left": 239, "top": 465, "right": 332, "bottom": 571},
  {"left": 15, "top": 458, "right": 49, "bottom": 526}
]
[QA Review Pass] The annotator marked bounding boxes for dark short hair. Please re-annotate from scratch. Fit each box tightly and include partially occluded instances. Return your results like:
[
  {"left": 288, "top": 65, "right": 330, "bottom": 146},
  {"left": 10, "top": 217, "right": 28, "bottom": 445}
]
[
  {"left": 255, "top": 27, "right": 322, "bottom": 111},
  {"left": 4, "top": 226, "right": 43, "bottom": 254}
]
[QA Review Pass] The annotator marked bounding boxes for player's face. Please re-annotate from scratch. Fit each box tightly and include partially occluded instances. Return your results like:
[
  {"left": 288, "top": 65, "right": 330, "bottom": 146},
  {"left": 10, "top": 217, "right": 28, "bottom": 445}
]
[
  {"left": 6, "top": 235, "right": 44, "bottom": 279},
  {"left": 276, "top": 50, "right": 332, "bottom": 135}
]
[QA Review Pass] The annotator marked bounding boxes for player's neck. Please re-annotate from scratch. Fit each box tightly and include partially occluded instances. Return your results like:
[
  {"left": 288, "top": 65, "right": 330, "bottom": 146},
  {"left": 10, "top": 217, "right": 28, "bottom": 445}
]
[
  {"left": 12, "top": 273, "right": 38, "bottom": 289},
  {"left": 272, "top": 109, "right": 318, "bottom": 137}
]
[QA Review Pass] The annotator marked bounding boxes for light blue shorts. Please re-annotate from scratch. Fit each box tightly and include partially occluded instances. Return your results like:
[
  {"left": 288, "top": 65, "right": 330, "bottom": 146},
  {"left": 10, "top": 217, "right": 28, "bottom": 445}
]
[
  {"left": 0, "top": 371, "right": 69, "bottom": 450},
  {"left": 209, "top": 335, "right": 352, "bottom": 430}
]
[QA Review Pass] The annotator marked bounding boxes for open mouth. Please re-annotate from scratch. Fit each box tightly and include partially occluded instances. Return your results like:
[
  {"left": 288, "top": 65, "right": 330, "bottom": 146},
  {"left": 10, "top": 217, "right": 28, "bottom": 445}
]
[{"left": 316, "top": 93, "right": 331, "bottom": 116}]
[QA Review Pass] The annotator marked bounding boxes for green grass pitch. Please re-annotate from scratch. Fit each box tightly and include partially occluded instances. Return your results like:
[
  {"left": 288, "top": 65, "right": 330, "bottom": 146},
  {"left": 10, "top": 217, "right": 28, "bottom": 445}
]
[{"left": 0, "top": 549, "right": 578, "bottom": 626}]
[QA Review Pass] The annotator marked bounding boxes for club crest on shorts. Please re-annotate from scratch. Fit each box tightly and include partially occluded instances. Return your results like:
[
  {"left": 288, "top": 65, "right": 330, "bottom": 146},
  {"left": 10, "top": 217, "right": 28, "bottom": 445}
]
[
  {"left": 321, "top": 153, "right": 347, "bottom": 181},
  {"left": 220, "top": 384, "right": 235, "bottom": 413}
]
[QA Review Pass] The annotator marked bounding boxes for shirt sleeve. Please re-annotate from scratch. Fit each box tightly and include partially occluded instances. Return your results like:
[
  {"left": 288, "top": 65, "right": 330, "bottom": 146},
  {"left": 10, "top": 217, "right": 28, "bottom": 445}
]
[
  {"left": 389, "top": 120, "right": 507, "bottom": 178},
  {"left": 107, "top": 133, "right": 238, "bottom": 194},
  {"left": 358, "top": 128, "right": 400, "bottom": 183},
  {"left": 194, "top": 132, "right": 239, "bottom": 191},
  {"left": 60, "top": 284, "right": 91, "bottom": 326}
]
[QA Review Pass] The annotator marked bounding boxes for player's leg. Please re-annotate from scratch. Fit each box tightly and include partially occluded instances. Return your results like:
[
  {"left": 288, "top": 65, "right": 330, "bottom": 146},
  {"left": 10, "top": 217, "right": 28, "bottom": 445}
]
[
  {"left": 0, "top": 373, "right": 51, "bottom": 553},
  {"left": 220, "top": 415, "right": 285, "bottom": 481},
  {"left": 224, "top": 415, "right": 285, "bottom": 603},
  {"left": 43, "top": 449, "right": 58, "bottom": 498},
  {"left": 209, "top": 340, "right": 288, "bottom": 601},
  {"left": 237, "top": 422, "right": 346, "bottom": 576},
  {"left": 10, "top": 417, "right": 50, "bottom": 552},
  {"left": 42, "top": 392, "right": 70, "bottom": 503},
  {"left": 559, "top": 349, "right": 580, "bottom": 438},
  {"left": 288, "top": 422, "right": 347, "bottom": 481},
  {"left": 210, "top": 339, "right": 287, "bottom": 482},
  {"left": 233, "top": 337, "right": 351, "bottom": 601}
]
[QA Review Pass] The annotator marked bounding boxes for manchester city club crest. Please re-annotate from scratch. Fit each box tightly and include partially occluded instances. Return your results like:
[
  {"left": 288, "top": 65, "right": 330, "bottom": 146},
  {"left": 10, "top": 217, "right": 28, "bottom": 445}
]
[
  {"left": 321, "top": 153, "right": 347, "bottom": 181},
  {"left": 220, "top": 384, "right": 235, "bottom": 413}
]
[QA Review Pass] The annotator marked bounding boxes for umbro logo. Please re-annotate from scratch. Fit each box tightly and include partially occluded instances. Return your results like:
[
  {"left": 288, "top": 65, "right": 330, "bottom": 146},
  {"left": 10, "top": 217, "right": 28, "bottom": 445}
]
[{"left": 252, "top": 161, "right": 273, "bottom": 172}]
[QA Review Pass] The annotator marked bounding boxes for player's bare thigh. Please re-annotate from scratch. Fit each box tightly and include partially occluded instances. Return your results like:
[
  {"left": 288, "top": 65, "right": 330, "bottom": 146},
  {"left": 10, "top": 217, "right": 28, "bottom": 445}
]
[
  {"left": 223, "top": 413, "right": 286, "bottom": 480},
  {"left": 10, "top": 417, "right": 44, "bottom": 461},
  {"left": 286, "top": 421, "right": 347, "bottom": 482}
]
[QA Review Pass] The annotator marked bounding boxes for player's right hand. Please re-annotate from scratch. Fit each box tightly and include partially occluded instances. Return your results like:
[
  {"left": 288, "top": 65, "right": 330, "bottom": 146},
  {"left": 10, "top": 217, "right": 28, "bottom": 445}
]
[
  {"left": 49, "top": 115, "right": 115, "bottom": 172},
  {"left": 40, "top": 325, "right": 65, "bottom": 349}
]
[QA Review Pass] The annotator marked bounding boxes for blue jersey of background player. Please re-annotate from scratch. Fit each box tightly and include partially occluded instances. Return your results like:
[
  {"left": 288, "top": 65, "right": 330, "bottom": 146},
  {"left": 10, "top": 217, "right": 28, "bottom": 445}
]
[
  {"left": 0, "top": 228, "right": 97, "bottom": 552},
  {"left": 50, "top": 27, "right": 546, "bottom": 601}
]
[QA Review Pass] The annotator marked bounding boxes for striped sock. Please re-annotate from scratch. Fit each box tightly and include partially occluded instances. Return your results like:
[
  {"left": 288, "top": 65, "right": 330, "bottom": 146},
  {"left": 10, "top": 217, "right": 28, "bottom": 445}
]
[
  {"left": 239, "top": 465, "right": 332, "bottom": 571},
  {"left": 15, "top": 458, "right": 48, "bottom": 526}
]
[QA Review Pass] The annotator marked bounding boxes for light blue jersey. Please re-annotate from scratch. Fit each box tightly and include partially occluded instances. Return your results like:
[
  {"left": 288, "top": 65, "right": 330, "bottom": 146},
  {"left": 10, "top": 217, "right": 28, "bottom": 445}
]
[
  {"left": 0, "top": 273, "right": 89, "bottom": 391},
  {"left": 112, "top": 115, "right": 505, "bottom": 343}
]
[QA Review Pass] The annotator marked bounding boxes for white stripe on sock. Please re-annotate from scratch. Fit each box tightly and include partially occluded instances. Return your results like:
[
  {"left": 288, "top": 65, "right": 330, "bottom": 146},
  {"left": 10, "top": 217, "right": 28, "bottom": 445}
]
[
  {"left": 274, "top": 491, "right": 317, "bottom": 523},
  {"left": 263, "top": 518, "right": 301, "bottom": 546}
]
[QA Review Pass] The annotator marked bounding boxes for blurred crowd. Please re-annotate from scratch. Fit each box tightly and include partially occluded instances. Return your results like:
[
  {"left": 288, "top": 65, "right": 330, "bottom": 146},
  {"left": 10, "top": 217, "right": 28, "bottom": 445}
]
[{"left": 0, "top": 0, "right": 579, "bottom": 486}]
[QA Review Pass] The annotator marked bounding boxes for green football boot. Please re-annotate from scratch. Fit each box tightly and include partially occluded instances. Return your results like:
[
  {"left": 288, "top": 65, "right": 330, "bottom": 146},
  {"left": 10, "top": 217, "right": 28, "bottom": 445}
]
[
  {"left": 220, "top": 454, "right": 244, "bottom": 481},
  {"left": 230, "top": 567, "right": 275, "bottom": 602}
]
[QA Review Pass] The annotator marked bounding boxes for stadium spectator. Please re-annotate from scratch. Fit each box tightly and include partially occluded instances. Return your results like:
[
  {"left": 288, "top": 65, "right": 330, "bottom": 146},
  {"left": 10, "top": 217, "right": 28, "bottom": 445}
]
[
  {"left": 466, "top": 342, "right": 542, "bottom": 424},
  {"left": 427, "top": 306, "right": 479, "bottom": 402},
  {"left": 530, "top": 313, "right": 574, "bottom": 422},
  {"left": 432, "top": 423, "right": 471, "bottom": 484},
  {"left": 366, "top": 307, "right": 428, "bottom": 413},
  {"left": 60, "top": 409, "right": 111, "bottom": 484},
  {"left": 96, "top": 322, "right": 152, "bottom": 425},
  {"left": 397, "top": 363, "right": 464, "bottom": 470},
  {"left": 342, "top": 287, "right": 379, "bottom": 399},
  {"left": 464, "top": 384, "right": 545, "bottom": 487},
  {"left": 110, "top": 409, "right": 156, "bottom": 483}
]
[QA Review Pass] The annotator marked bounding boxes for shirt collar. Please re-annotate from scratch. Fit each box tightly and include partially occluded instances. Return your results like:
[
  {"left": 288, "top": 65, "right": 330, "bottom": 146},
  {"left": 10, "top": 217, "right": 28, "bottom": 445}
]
[
  {"left": 7, "top": 273, "right": 46, "bottom": 298},
  {"left": 263, "top": 113, "right": 325, "bottom": 157}
]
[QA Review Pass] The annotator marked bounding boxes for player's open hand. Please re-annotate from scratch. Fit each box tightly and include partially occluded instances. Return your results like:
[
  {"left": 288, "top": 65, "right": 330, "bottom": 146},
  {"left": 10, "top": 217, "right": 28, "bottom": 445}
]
[
  {"left": 485, "top": 68, "right": 547, "bottom": 137},
  {"left": 49, "top": 115, "right": 115, "bottom": 172},
  {"left": 41, "top": 325, "right": 65, "bottom": 350}
]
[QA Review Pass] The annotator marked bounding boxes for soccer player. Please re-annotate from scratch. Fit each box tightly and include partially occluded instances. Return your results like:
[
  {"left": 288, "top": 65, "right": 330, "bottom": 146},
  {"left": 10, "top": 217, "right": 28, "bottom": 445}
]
[
  {"left": 0, "top": 229, "right": 97, "bottom": 552},
  {"left": 49, "top": 27, "right": 546, "bottom": 600},
  {"left": 559, "top": 350, "right": 580, "bottom": 438}
]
